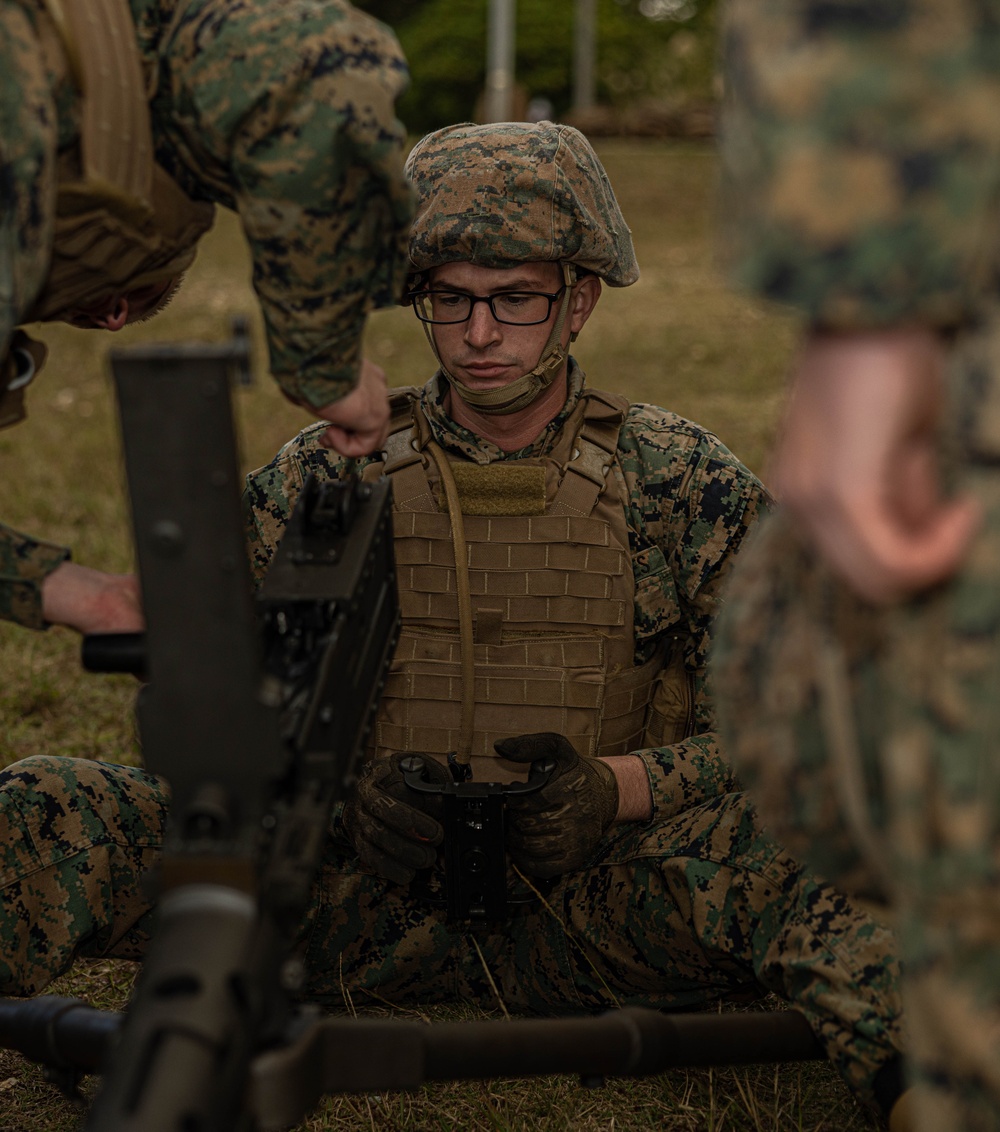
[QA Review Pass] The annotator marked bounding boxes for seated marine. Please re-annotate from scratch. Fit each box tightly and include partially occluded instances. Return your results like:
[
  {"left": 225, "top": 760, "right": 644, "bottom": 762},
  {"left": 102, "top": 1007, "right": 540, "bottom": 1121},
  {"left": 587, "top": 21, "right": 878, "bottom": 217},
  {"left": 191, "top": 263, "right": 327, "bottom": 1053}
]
[
  {"left": 244, "top": 122, "right": 910, "bottom": 1125},
  {"left": 0, "top": 123, "right": 909, "bottom": 1126}
]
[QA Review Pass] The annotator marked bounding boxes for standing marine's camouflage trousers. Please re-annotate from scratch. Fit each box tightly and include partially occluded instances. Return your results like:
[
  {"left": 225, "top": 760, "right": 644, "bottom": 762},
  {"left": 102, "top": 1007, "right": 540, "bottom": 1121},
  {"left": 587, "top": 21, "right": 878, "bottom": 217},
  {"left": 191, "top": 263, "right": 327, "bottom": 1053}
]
[
  {"left": 715, "top": 308, "right": 1000, "bottom": 1131},
  {"left": 0, "top": 755, "right": 903, "bottom": 1111}
]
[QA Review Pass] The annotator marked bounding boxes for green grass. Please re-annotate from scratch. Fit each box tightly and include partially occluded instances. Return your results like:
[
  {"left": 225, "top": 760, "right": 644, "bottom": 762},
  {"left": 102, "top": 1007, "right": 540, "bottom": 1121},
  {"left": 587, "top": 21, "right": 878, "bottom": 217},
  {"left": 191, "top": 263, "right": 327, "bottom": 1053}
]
[{"left": 0, "top": 141, "right": 876, "bottom": 1132}]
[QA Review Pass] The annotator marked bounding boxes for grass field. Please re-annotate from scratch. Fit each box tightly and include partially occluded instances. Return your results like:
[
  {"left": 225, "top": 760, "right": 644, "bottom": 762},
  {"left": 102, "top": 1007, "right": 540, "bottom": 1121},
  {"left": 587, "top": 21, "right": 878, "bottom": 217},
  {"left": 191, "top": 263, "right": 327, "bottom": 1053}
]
[{"left": 0, "top": 140, "right": 885, "bottom": 1131}]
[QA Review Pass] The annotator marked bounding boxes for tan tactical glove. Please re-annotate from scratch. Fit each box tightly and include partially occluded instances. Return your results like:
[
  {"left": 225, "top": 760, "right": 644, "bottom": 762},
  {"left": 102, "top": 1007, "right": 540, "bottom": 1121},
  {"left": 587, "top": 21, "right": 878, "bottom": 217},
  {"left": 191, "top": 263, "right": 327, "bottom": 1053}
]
[
  {"left": 494, "top": 733, "right": 619, "bottom": 878},
  {"left": 341, "top": 752, "right": 450, "bottom": 885}
]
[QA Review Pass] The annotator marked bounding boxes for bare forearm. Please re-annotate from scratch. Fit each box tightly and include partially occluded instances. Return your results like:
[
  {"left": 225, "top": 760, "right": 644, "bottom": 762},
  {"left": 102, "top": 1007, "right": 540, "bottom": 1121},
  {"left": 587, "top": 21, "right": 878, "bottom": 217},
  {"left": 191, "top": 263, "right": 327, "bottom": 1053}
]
[
  {"left": 40, "top": 562, "right": 144, "bottom": 634},
  {"left": 602, "top": 755, "right": 652, "bottom": 823}
]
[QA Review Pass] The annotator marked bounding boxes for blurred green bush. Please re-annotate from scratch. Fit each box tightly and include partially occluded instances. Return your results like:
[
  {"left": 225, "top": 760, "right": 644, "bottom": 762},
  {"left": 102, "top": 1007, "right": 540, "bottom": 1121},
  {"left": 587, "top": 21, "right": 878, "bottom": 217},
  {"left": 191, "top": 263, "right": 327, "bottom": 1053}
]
[{"left": 355, "top": 0, "right": 717, "bottom": 135}]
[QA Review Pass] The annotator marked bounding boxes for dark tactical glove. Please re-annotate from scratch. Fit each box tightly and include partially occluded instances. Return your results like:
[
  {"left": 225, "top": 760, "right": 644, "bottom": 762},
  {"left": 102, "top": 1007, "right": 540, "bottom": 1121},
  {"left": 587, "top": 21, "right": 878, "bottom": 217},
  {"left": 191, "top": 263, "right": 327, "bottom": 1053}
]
[
  {"left": 494, "top": 732, "right": 619, "bottom": 879},
  {"left": 342, "top": 752, "right": 451, "bottom": 885}
]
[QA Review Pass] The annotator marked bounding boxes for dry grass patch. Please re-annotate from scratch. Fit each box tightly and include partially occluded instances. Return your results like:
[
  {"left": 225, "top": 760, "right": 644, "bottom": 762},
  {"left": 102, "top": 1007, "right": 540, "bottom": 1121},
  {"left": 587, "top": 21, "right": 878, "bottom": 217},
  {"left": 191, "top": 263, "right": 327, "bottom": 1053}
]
[{"left": 0, "top": 961, "right": 878, "bottom": 1132}]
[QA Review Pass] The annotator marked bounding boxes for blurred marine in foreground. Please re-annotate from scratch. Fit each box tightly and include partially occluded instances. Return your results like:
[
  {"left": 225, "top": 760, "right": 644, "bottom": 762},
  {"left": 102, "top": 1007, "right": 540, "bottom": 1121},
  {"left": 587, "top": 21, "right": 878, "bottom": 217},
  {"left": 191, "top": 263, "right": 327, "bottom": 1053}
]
[
  {"left": 0, "top": 0, "right": 412, "bottom": 636},
  {"left": 716, "top": 3, "right": 999, "bottom": 1128}
]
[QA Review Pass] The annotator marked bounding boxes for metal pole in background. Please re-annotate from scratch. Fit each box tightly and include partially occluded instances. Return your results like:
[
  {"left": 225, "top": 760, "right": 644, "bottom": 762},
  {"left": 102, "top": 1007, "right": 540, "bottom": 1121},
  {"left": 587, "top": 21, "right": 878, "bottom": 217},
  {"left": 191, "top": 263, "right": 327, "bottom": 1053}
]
[
  {"left": 573, "top": 0, "right": 597, "bottom": 115},
  {"left": 485, "top": 0, "right": 516, "bottom": 122}
]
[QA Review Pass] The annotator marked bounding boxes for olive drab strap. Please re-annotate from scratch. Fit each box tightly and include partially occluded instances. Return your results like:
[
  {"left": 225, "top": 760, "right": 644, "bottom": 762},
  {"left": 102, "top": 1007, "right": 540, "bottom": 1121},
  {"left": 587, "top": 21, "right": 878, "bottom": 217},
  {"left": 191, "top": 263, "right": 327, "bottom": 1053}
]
[
  {"left": 426, "top": 440, "right": 476, "bottom": 767},
  {"left": 549, "top": 389, "right": 629, "bottom": 518},
  {"left": 40, "top": 0, "right": 154, "bottom": 212},
  {"left": 816, "top": 634, "right": 896, "bottom": 896},
  {"left": 22, "top": 0, "right": 214, "bottom": 327}
]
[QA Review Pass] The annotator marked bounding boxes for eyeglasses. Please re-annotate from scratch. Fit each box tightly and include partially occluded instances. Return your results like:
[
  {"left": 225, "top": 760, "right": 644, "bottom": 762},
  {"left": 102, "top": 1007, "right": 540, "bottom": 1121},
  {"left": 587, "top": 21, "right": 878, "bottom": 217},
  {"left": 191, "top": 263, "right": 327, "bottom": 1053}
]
[{"left": 409, "top": 287, "right": 567, "bottom": 326}]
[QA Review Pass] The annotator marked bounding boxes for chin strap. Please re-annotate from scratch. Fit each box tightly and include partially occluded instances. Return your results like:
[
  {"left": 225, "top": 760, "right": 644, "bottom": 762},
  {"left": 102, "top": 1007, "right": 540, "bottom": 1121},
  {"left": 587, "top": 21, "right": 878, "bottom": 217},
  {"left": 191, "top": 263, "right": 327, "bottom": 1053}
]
[{"left": 425, "top": 263, "right": 577, "bottom": 416}]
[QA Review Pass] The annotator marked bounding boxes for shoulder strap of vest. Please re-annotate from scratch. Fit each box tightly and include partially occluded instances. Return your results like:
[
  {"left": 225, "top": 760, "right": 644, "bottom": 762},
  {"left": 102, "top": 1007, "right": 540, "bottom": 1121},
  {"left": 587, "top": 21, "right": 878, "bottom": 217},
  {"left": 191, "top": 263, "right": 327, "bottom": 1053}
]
[
  {"left": 381, "top": 388, "right": 422, "bottom": 473},
  {"left": 549, "top": 388, "right": 629, "bottom": 518},
  {"left": 40, "top": 0, "right": 154, "bottom": 212},
  {"left": 378, "top": 390, "right": 439, "bottom": 512}
]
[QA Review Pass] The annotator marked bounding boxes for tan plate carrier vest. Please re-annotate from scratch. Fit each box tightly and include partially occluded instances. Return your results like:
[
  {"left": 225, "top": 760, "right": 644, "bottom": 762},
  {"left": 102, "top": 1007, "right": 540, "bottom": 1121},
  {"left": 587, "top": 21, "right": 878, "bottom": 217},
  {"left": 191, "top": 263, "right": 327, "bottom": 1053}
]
[
  {"left": 0, "top": 0, "right": 215, "bottom": 428},
  {"left": 362, "top": 386, "right": 694, "bottom": 782},
  {"left": 18, "top": 0, "right": 214, "bottom": 321}
]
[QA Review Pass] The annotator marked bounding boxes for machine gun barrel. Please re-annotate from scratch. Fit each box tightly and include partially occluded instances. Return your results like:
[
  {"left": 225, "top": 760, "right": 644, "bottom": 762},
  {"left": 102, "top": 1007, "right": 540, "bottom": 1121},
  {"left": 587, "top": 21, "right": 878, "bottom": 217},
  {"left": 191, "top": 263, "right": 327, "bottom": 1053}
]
[
  {"left": 0, "top": 994, "right": 822, "bottom": 1131},
  {"left": 250, "top": 1005, "right": 823, "bottom": 1127},
  {"left": 417, "top": 1007, "right": 824, "bottom": 1079},
  {"left": 0, "top": 996, "right": 122, "bottom": 1074},
  {"left": 78, "top": 342, "right": 398, "bottom": 1132},
  {"left": 81, "top": 632, "right": 147, "bottom": 679}
]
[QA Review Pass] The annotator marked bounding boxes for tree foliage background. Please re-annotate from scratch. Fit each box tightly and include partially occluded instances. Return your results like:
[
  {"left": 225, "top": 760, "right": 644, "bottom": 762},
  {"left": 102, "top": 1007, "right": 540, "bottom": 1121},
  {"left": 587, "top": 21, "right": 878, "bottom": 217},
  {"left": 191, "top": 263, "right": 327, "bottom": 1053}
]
[{"left": 355, "top": 0, "right": 718, "bottom": 135}]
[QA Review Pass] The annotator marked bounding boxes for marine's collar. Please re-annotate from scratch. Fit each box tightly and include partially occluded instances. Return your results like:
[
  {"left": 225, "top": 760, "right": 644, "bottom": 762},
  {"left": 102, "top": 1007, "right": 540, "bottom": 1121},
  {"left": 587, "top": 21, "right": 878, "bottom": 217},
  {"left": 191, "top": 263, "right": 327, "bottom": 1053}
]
[{"left": 419, "top": 359, "right": 588, "bottom": 464}]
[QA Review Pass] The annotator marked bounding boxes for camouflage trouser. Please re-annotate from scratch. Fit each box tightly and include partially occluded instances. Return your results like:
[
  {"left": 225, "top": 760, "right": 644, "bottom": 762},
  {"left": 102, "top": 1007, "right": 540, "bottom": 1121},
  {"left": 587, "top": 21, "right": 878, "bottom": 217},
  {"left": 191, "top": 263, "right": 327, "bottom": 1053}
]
[
  {"left": 714, "top": 311, "right": 1000, "bottom": 1131},
  {"left": 0, "top": 753, "right": 902, "bottom": 1112}
]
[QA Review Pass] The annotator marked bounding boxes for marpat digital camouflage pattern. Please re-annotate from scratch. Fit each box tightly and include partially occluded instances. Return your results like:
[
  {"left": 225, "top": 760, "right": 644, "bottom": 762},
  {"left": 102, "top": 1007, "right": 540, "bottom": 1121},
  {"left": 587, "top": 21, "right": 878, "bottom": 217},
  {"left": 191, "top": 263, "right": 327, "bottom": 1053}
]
[
  {"left": 719, "top": 0, "right": 1000, "bottom": 331},
  {"left": 0, "top": 358, "right": 906, "bottom": 1113},
  {"left": 405, "top": 121, "right": 639, "bottom": 286},
  {"left": 236, "top": 363, "right": 906, "bottom": 1115},
  {"left": 0, "top": 0, "right": 413, "bottom": 626},
  {"left": 246, "top": 362, "right": 769, "bottom": 812},
  {"left": 0, "top": 753, "right": 903, "bottom": 1108},
  {"left": 717, "top": 1, "right": 1000, "bottom": 1126}
]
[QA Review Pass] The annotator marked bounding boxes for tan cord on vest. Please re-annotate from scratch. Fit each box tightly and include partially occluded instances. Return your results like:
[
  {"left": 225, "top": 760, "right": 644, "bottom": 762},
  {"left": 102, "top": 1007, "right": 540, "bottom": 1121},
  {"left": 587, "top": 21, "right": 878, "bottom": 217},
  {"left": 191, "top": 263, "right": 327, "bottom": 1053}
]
[
  {"left": 817, "top": 635, "right": 895, "bottom": 896},
  {"left": 426, "top": 441, "right": 476, "bottom": 767},
  {"left": 49, "top": 0, "right": 154, "bottom": 210},
  {"left": 38, "top": 0, "right": 84, "bottom": 90}
]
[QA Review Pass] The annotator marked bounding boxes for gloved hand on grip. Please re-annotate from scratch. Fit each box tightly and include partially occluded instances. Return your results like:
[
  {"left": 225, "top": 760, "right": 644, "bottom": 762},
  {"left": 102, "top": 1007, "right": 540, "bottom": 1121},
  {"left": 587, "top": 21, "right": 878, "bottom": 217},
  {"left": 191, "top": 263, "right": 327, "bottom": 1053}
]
[
  {"left": 494, "top": 732, "right": 619, "bottom": 878},
  {"left": 342, "top": 752, "right": 451, "bottom": 885}
]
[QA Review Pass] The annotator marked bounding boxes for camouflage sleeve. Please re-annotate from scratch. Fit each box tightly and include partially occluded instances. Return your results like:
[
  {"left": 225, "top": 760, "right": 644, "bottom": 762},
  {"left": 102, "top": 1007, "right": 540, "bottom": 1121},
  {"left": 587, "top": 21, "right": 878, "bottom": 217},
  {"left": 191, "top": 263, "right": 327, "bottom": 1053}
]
[
  {"left": 242, "top": 422, "right": 365, "bottom": 587},
  {"left": 0, "top": 522, "right": 70, "bottom": 629},
  {"left": 158, "top": 0, "right": 413, "bottom": 408},
  {"left": 719, "top": 0, "right": 1000, "bottom": 329},
  {"left": 0, "top": 0, "right": 58, "bottom": 360},
  {"left": 634, "top": 734, "right": 739, "bottom": 823},
  {"left": 619, "top": 405, "right": 772, "bottom": 821}
]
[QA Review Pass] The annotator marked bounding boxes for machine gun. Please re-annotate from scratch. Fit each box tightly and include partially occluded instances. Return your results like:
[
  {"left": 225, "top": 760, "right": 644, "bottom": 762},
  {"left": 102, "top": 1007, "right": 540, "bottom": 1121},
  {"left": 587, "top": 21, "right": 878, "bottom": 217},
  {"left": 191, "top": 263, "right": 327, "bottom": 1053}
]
[
  {"left": 0, "top": 335, "right": 825, "bottom": 1130},
  {"left": 84, "top": 337, "right": 398, "bottom": 1132}
]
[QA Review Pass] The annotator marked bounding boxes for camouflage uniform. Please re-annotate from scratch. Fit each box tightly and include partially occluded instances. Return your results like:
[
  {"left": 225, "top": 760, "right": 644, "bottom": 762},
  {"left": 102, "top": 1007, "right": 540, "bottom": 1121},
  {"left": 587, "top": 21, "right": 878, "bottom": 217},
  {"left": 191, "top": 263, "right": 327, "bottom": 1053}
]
[
  {"left": 0, "top": 117, "right": 903, "bottom": 1119},
  {"left": 0, "top": 0, "right": 413, "bottom": 627},
  {"left": 716, "top": 2, "right": 1000, "bottom": 1126},
  {"left": 241, "top": 361, "right": 901, "bottom": 1115},
  {"left": 0, "top": 362, "right": 905, "bottom": 1115}
]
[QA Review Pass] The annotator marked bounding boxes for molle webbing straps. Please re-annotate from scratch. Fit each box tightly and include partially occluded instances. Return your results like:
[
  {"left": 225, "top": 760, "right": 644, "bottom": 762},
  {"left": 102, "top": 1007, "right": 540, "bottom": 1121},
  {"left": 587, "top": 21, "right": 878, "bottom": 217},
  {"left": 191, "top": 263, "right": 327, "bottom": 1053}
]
[
  {"left": 41, "top": 0, "right": 154, "bottom": 214},
  {"left": 426, "top": 441, "right": 476, "bottom": 769},
  {"left": 549, "top": 389, "right": 629, "bottom": 518},
  {"left": 371, "top": 388, "right": 679, "bottom": 780}
]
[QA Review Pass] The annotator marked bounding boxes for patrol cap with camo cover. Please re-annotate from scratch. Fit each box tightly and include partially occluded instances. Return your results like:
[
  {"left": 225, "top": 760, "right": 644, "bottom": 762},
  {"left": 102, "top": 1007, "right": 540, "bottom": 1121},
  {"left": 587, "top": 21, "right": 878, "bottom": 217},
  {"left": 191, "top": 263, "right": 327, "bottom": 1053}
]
[{"left": 405, "top": 121, "right": 639, "bottom": 286}]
